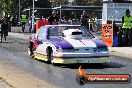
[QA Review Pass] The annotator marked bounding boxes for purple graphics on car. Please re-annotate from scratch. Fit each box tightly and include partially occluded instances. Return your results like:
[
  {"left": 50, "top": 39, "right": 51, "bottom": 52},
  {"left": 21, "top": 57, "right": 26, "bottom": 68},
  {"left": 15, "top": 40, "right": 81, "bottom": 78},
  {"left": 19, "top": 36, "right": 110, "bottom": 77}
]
[
  {"left": 48, "top": 38, "right": 74, "bottom": 49},
  {"left": 92, "top": 39, "right": 107, "bottom": 48}
]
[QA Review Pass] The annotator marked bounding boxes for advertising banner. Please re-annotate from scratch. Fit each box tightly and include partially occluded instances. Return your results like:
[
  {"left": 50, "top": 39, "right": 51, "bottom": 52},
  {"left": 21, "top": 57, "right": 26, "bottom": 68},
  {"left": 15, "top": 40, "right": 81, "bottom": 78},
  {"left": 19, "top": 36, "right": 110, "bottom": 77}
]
[{"left": 102, "top": 24, "right": 113, "bottom": 46}]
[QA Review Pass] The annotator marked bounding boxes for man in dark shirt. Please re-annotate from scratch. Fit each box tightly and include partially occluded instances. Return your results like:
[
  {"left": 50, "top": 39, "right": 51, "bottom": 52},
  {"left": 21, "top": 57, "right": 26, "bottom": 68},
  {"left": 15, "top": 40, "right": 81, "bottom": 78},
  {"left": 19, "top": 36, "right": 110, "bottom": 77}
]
[
  {"left": 1, "top": 15, "right": 8, "bottom": 42},
  {"left": 48, "top": 10, "right": 59, "bottom": 25},
  {"left": 80, "top": 11, "right": 89, "bottom": 29}
]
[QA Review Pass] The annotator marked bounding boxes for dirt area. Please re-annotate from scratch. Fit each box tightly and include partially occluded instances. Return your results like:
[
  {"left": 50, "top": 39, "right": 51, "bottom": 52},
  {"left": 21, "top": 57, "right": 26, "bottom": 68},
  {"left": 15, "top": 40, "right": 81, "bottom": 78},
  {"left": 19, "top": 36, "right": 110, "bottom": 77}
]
[{"left": 0, "top": 78, "right": 12, "bottom": 88}]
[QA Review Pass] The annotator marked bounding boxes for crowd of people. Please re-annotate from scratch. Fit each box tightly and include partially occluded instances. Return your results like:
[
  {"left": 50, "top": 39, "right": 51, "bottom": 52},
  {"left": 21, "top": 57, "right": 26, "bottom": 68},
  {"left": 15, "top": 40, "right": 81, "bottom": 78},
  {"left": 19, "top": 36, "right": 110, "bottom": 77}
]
[
  {"left": 1, "top": 9, "right": 132, "bottom": 46},
  {"left": 0, "top": 10, "right": 104, "bottom": 43}
]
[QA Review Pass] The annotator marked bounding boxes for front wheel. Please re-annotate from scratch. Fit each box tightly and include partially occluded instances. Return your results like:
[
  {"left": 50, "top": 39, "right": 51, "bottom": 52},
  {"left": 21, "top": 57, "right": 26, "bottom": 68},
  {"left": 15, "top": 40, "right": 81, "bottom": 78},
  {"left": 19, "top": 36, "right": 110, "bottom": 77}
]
[
  {"left": 28, "top": 42, "right": 35, "bottom": 57},
  {"left": 46, "top": 47, "right": 53, "bottom": 62},
  {"left": 46, "top": 47, "right": 60, "bottom": 66},
  {"left": 49, "top": 51, "right": 59, "bottom": 66}
]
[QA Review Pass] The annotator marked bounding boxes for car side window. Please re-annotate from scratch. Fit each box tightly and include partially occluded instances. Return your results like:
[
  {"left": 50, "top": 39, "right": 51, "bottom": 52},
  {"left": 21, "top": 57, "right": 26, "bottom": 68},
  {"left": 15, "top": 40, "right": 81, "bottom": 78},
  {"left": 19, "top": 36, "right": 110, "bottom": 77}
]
[
  {"left": 49, "top": 27, "right": 59, "bottom": 36},
  {"left": 48, "top": 27, "right": 62, "bottom": 38},
  {"left": 37, "top": 27, "right": 46, "bottom": 41}
]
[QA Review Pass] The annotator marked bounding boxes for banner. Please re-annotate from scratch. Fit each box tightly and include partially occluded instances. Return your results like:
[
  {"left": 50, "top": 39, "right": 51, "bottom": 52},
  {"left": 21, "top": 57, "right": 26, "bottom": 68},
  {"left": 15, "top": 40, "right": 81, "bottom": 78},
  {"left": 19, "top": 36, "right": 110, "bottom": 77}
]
[
  {"left": 102, "top": 24, "right": 113, "bottom": 46},
  {"left": 76, "top": 66, "right": 131, "bottom": 85}
]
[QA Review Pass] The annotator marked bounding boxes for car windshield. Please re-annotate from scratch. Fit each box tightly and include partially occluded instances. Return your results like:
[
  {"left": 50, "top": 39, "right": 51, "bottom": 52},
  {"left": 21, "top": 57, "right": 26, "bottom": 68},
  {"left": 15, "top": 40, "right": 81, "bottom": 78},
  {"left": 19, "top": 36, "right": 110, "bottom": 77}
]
[{"left": 48, "top": 26, "right": 94, "bottom": 39}]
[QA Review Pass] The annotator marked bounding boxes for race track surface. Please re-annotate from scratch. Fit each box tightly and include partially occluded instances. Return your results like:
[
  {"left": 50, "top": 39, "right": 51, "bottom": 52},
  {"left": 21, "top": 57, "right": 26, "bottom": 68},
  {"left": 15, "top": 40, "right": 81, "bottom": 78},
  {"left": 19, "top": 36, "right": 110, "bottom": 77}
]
[{"left": 0, "top": 34, "right": 131, "bottom": 88}]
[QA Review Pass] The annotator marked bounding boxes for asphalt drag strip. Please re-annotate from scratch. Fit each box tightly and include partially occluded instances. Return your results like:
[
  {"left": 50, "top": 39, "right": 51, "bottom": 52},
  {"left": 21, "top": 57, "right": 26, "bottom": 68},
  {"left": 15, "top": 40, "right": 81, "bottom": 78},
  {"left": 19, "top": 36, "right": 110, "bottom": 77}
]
[{"left": 0, "top": 34, "right": 132, "bottom": 88}]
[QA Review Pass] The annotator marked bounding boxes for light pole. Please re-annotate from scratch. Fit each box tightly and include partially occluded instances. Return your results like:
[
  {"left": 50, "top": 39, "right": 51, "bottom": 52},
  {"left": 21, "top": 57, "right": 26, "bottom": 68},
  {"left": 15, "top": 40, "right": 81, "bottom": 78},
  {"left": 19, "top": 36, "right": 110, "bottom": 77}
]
[
  {"left": 32, "top": 0, "right": 35, "bottom": 32},
  {"left": 31, "top": 0, "right": 38, "bottom": 32},
  {"left": 19, "top": 0, "right": 20, "bottom": 21},
  {"left": 59, "top": 5, "right": 61, "bottom": 23}
]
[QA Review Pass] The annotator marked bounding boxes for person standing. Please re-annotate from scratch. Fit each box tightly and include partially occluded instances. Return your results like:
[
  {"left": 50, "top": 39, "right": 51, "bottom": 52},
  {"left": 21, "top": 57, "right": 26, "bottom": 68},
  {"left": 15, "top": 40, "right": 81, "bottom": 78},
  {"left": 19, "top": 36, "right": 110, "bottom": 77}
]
[
  {"left": 7, "top": 14, "right": 11, "bottom": 32},
  {"left": 12, "top": 15, "right": 15, "bottom": 27},
  {"left": 80, "top": 11, "right": 89, "bottom": 29},
  {"left": 21, "top": 13, "right": 27, "bottom": 32},
  {"left": 9, "top": 15, "right": 13, "bottom": 27},
  {"left": 1, "top": 15, "right": 8, "bottom": 42},
  {"left": 122, "top": 9, "right": 132, "bottom": 46},
  {"left": 15, "top": 15, "right": 19, "bottom": 27},
  {"left": 48, "top": 10, "right": 59, "bottom": 25}
]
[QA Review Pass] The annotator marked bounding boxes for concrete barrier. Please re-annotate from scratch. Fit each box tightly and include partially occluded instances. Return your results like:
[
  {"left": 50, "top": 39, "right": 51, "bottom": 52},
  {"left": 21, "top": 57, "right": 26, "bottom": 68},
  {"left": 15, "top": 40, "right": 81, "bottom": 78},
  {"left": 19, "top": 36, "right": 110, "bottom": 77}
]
[{"left": 10, "top": 26, "right": 30, "bottom": 33}]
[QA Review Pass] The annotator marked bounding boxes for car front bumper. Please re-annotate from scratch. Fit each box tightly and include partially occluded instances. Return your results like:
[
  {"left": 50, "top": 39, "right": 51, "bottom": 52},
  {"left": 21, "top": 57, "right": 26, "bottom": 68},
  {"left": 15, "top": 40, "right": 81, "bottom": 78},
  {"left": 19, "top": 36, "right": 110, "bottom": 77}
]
[
  {"left": 52, "top": 52, "right": 110, "bottom": 64},
  {"left": 52, "top": 57, "right": 110, "bottom": 64}
]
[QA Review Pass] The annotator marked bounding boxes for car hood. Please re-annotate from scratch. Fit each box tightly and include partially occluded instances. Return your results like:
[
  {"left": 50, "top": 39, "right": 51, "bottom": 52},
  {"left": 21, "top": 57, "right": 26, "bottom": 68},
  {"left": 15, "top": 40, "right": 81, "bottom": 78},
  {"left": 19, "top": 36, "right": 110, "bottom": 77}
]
[
  {"left": 48, "top": 38, "right": 74, "bottom": 49},
  {"left": 48, "top": 37, "right": 106, "bottom": 49}
]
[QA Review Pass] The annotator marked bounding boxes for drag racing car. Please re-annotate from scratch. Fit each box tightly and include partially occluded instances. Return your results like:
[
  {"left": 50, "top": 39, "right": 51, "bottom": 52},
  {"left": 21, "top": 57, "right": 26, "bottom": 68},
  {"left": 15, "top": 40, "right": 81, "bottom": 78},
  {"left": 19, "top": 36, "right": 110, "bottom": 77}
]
[{"left": 28, "top": 25, "right": 110, "bottom": 64}]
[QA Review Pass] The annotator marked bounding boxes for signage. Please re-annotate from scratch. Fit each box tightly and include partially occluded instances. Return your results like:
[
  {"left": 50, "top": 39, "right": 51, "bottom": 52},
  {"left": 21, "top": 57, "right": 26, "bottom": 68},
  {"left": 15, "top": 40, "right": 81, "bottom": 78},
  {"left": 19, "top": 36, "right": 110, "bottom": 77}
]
[{"left": 102, "top": 24, "right": 113, "bottom": 46}]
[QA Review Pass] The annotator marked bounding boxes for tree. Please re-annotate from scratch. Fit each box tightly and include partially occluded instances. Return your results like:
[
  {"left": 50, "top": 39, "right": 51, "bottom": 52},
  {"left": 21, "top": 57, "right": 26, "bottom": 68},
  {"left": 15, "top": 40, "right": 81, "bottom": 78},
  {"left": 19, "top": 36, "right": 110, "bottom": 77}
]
[
  {"left": 72, "top": 0, "right": 102, "bottom": 19},
  {"left": 0, "top": 0, "right": 52, "bottom": 18},
  {"left": 50, "top": 0, "right": 69, "bottom": 7},
  {"left": 74, "top": 0, "right": 102, "bottom": 6},
  {"left": 0, "top": 0, "right": 102, "bottom": 18},
  {"left": 34, "top": 0, "right": 52, "bottom": 17}
]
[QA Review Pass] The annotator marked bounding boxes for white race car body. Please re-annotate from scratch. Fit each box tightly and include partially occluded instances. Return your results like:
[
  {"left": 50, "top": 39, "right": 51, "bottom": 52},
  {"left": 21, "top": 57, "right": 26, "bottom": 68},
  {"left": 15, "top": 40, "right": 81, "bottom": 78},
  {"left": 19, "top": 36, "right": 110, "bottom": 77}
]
[{"left": 29, "top": 25, "right": 110, "bottom": 64}]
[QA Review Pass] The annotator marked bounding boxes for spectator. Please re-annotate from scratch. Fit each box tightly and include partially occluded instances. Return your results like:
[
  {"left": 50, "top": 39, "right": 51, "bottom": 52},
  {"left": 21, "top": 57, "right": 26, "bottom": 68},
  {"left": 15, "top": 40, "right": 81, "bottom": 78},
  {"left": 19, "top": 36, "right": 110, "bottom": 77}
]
[
  {"left": 41, "top": 16, "right": 44, "bottom": 20},
  {"left": 1, "top": 15, "right": 8, "bottom": 42},
  {"left": 80, "top": 11, "right": 89, "bottom": 29},
  {"left": 7, "top": 14, "right": 11, "bottom": 32},
  {"left": 21, "top": 13, "right": 28, "bottom": 32},
  {"left": 12, "top": 15, "right": 15, "bottom": 27},
  {"left": 15, "top": 15, "right": 19, "bottom": 27},
  {"left": 48, "top": 10, "right": 59, "bottom": 25},
  {"left": 122, "top": 9, "right": 132, "bottom": 46},
  {"left": 62, "top": 16, "right": 68, "bottom": 24},
  {"left": 9, "top": 15, "right": 13, "bottom": 27}
]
